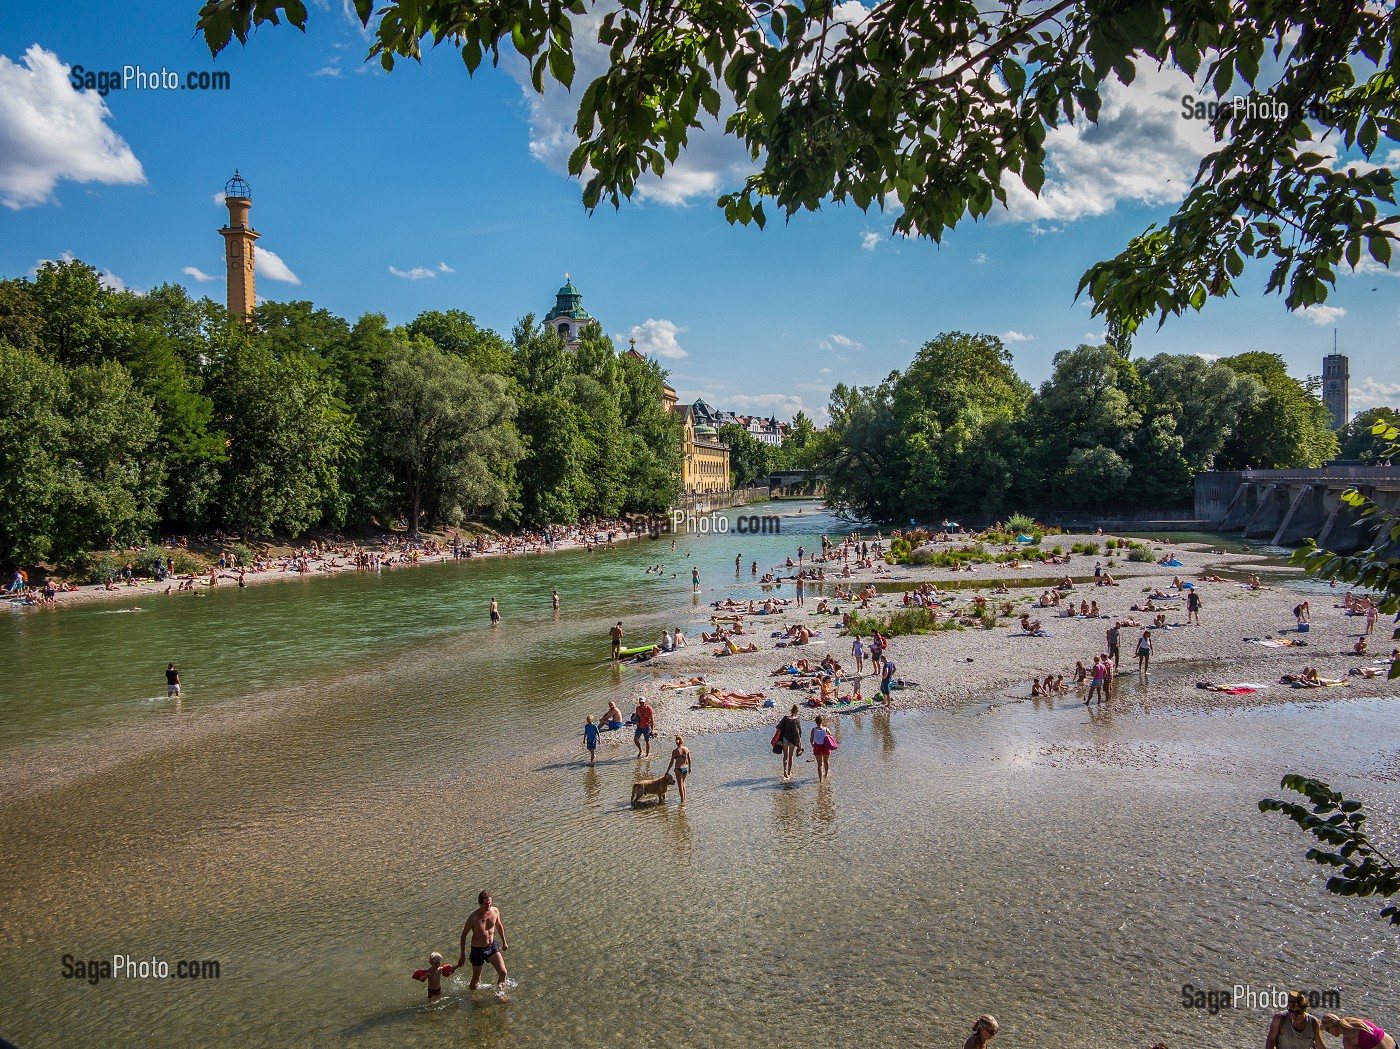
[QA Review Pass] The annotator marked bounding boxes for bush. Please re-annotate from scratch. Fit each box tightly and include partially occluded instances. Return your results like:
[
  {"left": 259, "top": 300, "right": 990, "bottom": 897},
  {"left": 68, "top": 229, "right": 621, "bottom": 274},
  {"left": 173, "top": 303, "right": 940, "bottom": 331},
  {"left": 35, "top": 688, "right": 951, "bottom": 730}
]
[
  {"left": 1005, "top": 512, "right": 1036, "bottom": 535},
  {"left": 1105, "top": 538, "right": 1120, "bottom": 550},
  {"left": 1126, "top": 546, "right": 1154, "bottom": 563},
  {"left": 1051, "top": 545, "right": 1064, "bottom": 556},
  {"left": 1071, "top": 541, "right": 1100, "bottom": 556}
]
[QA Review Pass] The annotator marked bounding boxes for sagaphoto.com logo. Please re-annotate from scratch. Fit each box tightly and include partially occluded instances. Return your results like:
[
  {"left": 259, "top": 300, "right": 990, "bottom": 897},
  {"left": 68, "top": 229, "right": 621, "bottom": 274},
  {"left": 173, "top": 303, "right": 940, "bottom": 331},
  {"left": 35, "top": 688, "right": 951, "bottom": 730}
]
[{"left": 69, "top": 62, "right": 231, "bottom": 97}]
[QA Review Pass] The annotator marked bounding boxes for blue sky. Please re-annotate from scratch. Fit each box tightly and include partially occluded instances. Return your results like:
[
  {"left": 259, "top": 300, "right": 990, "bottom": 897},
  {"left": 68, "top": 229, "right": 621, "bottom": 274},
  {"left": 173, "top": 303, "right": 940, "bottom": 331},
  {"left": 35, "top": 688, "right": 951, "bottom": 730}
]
[{"left": 1, "top": 0, "right": 1396, "bottom": 423}]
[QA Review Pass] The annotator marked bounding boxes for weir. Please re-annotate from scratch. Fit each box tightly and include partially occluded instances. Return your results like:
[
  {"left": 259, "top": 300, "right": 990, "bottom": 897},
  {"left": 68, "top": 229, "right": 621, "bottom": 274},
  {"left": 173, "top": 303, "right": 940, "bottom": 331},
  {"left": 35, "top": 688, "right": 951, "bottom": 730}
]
[{"left": 1195, "top": 467, "right": 1400, "bottom": 552}]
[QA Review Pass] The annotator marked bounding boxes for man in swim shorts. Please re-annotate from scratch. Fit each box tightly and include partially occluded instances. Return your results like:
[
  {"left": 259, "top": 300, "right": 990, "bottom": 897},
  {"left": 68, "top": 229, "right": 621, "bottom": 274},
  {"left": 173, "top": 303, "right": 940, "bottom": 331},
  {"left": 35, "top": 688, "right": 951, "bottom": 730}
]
[
  {"left": 490, "top": 597, "right": 500, "bottom": 624},
  {"left": 166, "top": 662, "right": 181, "bottom": 698},
  {"left": 457, "top": 891, "right": 509, "bottom": 994},
  {"left": 634, "top": 697, "right": 655, "bottom": 757},
  {"left": 610, "top": 622, "right": 623, "bottom": 661}
]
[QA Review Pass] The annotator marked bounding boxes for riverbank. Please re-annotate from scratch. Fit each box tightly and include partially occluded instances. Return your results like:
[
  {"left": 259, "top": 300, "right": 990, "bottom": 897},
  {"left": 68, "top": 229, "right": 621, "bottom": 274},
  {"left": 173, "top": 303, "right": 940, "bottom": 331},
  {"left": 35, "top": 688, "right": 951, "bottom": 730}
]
[
  {"left": 4, "top": 521, "right": 657, "bottom": 613},
  {"left": 616, "top": 533, "right": 1397, "bottom": 741}
]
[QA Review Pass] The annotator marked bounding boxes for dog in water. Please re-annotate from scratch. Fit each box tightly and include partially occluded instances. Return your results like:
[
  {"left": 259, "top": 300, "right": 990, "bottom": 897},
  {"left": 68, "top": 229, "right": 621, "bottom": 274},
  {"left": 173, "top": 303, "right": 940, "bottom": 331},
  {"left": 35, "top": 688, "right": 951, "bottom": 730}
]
[{"left": 630, "top": 772, "right": 675, "bottom": 805}]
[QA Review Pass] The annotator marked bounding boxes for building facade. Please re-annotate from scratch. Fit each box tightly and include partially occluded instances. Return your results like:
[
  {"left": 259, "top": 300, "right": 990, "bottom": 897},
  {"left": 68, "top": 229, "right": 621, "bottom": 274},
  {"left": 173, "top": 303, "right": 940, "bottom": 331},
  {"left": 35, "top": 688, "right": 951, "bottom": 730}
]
[
  {"left": 218, "top": 171, "right": 258, "bottom": 317},
  {"left": 1323, "top": 353, "right": 1349, "bottom": 430},
  {"left": 682, "top": 411, "right": 731, "bottom": 494},
  {"left": 543, "top": 276, "right": 595, "bottom": 349}
]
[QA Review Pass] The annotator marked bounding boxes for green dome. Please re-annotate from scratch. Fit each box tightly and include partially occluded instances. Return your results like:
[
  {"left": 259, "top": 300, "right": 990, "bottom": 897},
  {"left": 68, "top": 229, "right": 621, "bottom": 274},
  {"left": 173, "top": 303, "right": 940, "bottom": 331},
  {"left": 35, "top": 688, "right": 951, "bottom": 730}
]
[{"left": 694, "top": 424, "right": 718, "bottom": 436}]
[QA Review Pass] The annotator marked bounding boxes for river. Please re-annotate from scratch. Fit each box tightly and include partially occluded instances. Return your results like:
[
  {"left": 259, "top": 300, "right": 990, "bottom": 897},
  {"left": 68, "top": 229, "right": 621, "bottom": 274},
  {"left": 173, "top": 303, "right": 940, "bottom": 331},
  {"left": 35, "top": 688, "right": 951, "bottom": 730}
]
[{"left": 1, "top": 503, "right": 1395, "bottom": 1048}]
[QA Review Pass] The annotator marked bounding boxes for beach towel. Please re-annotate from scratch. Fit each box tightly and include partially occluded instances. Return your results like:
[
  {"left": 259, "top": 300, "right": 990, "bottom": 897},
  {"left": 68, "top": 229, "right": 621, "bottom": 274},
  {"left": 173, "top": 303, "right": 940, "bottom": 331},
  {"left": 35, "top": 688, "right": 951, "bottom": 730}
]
[
  {"left": 1160, "top": 559, "right": 1184, "bottom": 567},
  {"left": 1015, "top": 534, "right": 1034, "bottom": 543}
]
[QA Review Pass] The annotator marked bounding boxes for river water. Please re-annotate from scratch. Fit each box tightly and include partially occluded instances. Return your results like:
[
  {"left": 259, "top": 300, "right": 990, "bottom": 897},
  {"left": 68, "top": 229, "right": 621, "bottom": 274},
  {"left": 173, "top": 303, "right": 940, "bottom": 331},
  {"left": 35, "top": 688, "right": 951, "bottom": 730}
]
[{"left": 1, "top": 504, "right": 1396, "bottom": 1048}]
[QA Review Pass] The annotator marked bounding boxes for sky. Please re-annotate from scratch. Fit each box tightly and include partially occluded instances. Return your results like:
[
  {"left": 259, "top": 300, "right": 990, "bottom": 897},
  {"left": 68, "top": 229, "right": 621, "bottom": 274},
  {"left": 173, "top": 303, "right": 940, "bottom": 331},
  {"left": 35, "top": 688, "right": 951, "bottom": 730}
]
[{"left": 1, "top": 0, "right": 1397, "bottom": 424}]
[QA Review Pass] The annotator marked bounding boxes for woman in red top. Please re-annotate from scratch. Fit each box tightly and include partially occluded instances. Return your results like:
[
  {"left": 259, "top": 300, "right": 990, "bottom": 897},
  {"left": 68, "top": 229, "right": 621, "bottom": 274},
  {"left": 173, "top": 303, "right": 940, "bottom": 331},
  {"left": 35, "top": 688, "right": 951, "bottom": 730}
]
[{"left": 1322, "top": 1015, "right": 1395, "bottom": 1049}]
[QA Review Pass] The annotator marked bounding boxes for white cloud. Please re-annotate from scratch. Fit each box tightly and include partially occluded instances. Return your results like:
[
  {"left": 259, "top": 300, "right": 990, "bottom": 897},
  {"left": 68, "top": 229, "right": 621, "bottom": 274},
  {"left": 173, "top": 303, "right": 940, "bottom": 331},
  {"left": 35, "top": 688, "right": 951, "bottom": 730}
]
[
  {"left": 255, "top": 246, "right": 301, "bottom": 284},
  {"left": 1344, "top": 255, "right": 1398, "bottom": 278},
  {"left": 999, "top": 67, "right": 1215, "bottom": 225},
  {"left": 0, "top": 45, "right": 145, "bottom": 208},
  {"left": 1352, "top": 377, "right": 1400, "bottom": 410},
  {"left": 1292, "top": 304, "right": 1346, "bottom": 326},
  {"left": 860, "top": 232, "right": 880, "bottom": 251},
  {"left": 973, "top": 252, "right": 990, "bottom": 265},
  {"left": 504, "top": 10, "right": 756, "bottom": 205},
  {"left": 311, "top": 66, "right": 343, "bottom": 78},
  {"left": 388, "top": 264, "right": 448, "bottom": 280},
  {"left": 1195, "top": 352, "right": 1222, "bottom": 363},
  {"left": 624, "top": 318, "right": 689, "bottom": 359},
  {"left": 213, "top": 191, "right": 226, "bottom": 207},
  {"left": 728, "top": 393, "right": 806, "bottom": 416},
  {"left": 1083, "top": 329, "right": 1107, "bottom": 342},
  {"left": 818, "top": 333, "right": 863, "bottom": 351},
  {"left": 818, "top": 367, "right": 832, "bottom": 374},
  {"left": 182, "top": 265, "right": 219, "bottom": 283},
  {"left": 999, "top": 330, "right": 1033, "bottom": 343},
  {"left": 1029, "top": 222, "right": 1062, "bottom": 236}
]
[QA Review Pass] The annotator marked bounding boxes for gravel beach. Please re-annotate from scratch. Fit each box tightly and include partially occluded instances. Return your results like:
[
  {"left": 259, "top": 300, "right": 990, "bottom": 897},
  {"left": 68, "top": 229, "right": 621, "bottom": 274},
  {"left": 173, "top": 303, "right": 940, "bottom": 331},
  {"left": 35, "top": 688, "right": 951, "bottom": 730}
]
[{"left": 618, "top": 532, "right": 1397, "bottom": 739}]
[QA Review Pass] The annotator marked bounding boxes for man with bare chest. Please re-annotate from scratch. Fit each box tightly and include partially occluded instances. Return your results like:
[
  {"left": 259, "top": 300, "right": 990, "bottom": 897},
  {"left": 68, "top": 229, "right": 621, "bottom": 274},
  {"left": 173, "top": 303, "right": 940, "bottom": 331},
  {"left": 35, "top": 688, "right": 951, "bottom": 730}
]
[{"left": 457, "top": 890, "right": 510, "bottom": 994}]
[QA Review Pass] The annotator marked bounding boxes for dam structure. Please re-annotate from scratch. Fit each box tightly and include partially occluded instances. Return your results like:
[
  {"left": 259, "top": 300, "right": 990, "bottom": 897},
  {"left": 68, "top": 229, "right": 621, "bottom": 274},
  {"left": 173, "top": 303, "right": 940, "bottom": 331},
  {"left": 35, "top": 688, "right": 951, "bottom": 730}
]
[{"left": 1195, "top": 466, "right": 1400, "bottom": 552}]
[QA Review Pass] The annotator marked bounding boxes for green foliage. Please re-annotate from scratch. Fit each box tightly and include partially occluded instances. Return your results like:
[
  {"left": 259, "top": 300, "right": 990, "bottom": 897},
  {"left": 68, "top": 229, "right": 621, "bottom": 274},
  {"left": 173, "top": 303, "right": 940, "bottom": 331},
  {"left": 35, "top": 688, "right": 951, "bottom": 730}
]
[
  {"left": 1126, "top": 546, "right": 1154, "bottom": 562},
  {"left": 197, "top": 0, "right": 1400, "bottom": 330},
  {"left": 1339, "top": 407, "right": 1400, "bottom": 462},
  {"left": 1217, "top": 352, "right": 1340, "bottom": 468},
  {"left": 847, "top": 605, "right": 955, "bottom": 637},
  {"left": 79, "top": 549, "right": 210, "bottom": 583},
  {"left": 1071, "top": 541, "right": 1100, "bottom": 555},
  {"left": 1260, "top": 775, "right": 1400, "bottom": 926},
  {"left": 1005, "top": 512, "right": 1037, "bottom": 535},
  {"left": 374, "top": 341, "right": 521, "bottom": 531}
]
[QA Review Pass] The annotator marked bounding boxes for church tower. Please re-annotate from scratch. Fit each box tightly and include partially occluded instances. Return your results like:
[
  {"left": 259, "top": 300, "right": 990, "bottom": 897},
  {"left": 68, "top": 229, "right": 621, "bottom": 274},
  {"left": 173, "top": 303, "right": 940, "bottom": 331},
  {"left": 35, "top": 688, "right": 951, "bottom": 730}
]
[
  {"left": 219, "top": 171, "right": 259, "bottom": 317},
  {"left": 543, "top": 274, "right": 596, "bottom": 350}
]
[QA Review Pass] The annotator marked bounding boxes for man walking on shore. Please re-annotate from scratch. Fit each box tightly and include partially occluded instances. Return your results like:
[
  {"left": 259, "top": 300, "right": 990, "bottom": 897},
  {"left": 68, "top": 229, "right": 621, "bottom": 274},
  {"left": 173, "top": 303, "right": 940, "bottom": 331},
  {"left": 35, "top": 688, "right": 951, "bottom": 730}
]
[
  {"left": 457, "top": 891, "right": 510, "bottom": 997},
  {"left": 1105, "top": 623, "right": 1121, "bottom": 670},
  {"left": 634, "top": 696, "right": 655, "bottom": 757},
  {"left": 610, "top": 621, "right": 623, "bottom": 661},
  {"left": 1186, "top": 588, "right": 1201, "bottom": 625}
]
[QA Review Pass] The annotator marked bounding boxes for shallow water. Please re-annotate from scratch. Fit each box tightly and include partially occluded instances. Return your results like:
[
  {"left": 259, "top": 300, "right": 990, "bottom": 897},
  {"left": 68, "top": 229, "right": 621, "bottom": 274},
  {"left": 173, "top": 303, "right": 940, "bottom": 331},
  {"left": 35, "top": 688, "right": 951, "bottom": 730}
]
[{"left": 2, "top": 510, "right": 1397, "bottom": 1048}]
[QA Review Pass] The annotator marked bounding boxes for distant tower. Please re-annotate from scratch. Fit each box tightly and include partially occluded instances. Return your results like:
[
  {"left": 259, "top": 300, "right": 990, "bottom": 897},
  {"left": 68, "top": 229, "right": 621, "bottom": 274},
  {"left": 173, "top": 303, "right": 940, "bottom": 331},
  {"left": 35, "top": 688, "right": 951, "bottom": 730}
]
[
  {"left": 219, "top": 170, "right": 259, "bottom": 317},
  {"left": 1322, "top": 346, "right": 1349, "bottom": 430},
  {"left": 543, "top": 274, "right": 595, "bottom": 350}
]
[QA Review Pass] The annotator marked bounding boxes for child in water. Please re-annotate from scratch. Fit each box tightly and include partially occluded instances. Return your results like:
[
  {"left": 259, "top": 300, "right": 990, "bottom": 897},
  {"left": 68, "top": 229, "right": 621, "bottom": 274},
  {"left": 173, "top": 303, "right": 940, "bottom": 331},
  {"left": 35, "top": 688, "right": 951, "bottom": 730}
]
[
  {"left": 412, "top": 952, "right": 456, "bottom": 999},
  {"left": 584, "top": 715, "right": 599, "bottom": 765}
]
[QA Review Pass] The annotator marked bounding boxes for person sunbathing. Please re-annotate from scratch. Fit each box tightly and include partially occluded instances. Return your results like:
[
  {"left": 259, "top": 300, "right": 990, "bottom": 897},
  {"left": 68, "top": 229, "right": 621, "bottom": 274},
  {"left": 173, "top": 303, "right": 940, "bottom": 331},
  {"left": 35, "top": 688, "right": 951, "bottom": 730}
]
[
  {"left": 1089, "top": 600, "right": 1100, "bottom": 616},
  {"left": 1018, "top": 614, "right": 1043, "bottom": 634},
  {"left": 1153, "top": 614, "right": 1167, "bottom": 629},
  {"left": 717, "top": 639, "right": 759, "bottom": 655},
  {"left": 1197, "top": 572, "right": 1225, "bottom": 582},
  {"left": 660, "top": 676, "right": 707, "bottom": 689}
]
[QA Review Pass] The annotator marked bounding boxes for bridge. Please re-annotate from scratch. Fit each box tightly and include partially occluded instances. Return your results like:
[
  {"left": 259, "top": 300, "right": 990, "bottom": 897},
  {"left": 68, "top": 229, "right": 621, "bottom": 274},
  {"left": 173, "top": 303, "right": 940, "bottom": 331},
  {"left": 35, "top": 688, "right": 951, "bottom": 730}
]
[
  {"left": 1195, "top": 467, "right": 1400, "bottom": 551},
  {"left": 767, "top": 470, "right": 824, "bottom": 498}
]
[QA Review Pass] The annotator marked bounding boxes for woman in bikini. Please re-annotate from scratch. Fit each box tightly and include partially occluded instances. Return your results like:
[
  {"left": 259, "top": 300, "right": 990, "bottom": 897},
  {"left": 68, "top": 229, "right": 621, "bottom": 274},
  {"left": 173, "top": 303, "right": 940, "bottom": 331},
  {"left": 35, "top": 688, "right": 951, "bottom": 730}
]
[{"left": 665, "top": 735, "right": 692, "bottom": 803}]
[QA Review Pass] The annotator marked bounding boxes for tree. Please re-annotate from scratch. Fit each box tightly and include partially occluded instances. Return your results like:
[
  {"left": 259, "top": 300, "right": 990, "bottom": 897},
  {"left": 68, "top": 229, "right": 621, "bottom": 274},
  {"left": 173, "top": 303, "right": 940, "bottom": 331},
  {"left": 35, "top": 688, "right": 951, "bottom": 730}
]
[
  {"left": 1138, "top": 353, "right": 1265, "bottom": 472},
  {"left": 819, "top": 380, "right": 900, "bottom": 521},
  {"left": 1339, "top": 407, "right": 1400, "bottom": 462},
  {"left": 376, "top": 342, "right": 521, "bottom": 531},
  {"left": 889, "top": 332, "right": 1032, "bottom": 518},
  {"left": 720, "top": 423, "right": 771, "bottom": 487},
  {"left": 1029, "top": 344, "right": 1142, "bottom": 507},
  {"left": 0, "top": 345, "right": 161, "bottom": 565},
  {"left": 207, "top": 341, "right": 357, "bottom": 537},
  {"left": 197, "top": 0, "right": 1398, "bottom": 329},
  {"left": 1216, "top": 352, "right": 1339, "bottom": 468},
  {"left": 407, "top": 309, "right": 512, "bottom": 376},
  {"left": 0, "top": 344, "right": 69, "bottom": 565}
]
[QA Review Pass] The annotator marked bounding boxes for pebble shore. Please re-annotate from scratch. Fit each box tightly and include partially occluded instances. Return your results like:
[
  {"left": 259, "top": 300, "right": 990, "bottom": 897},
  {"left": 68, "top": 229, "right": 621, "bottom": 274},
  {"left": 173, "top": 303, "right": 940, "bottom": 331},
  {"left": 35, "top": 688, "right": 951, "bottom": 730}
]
[{"left": 620, "top": 534, "right": 1397, "bottom": 740}]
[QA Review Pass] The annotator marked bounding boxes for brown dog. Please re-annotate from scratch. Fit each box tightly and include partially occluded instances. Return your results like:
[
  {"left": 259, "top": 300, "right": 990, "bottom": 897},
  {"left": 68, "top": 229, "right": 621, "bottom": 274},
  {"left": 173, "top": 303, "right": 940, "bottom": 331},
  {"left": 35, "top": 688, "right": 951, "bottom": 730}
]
[{"left": 630, "top": 772, "right": 675, "bottom": 805}]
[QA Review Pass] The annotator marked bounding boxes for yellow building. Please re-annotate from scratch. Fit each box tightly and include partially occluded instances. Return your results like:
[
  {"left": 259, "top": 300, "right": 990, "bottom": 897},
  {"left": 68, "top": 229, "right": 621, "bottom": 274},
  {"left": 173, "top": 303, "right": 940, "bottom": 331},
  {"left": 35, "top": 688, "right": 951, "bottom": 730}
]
[
  {"left": 218, "top": 171, "right": 258, "bottom": 317},
  {"left": 682, "top": 413, "right": 731, "bottom": 495}
]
